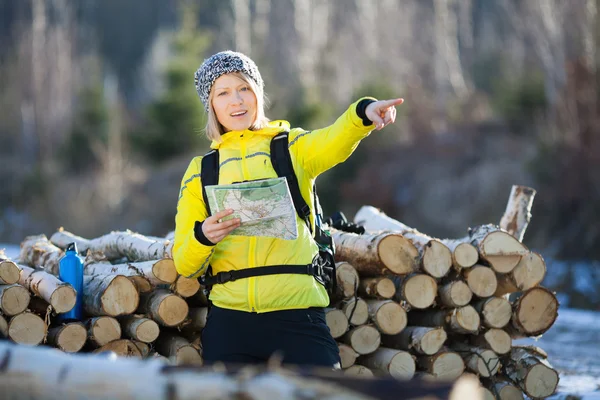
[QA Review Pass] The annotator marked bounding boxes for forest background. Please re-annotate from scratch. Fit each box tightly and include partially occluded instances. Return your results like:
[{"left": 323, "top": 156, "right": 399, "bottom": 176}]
[{"left": 1, "top": 0, "right": 599, "bottom": 307}]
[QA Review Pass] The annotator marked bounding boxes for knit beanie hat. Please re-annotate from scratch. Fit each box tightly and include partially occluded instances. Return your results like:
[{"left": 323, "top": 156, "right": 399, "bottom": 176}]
[{"left": 194, "top": 50, "right": 264, "bottom": 112}]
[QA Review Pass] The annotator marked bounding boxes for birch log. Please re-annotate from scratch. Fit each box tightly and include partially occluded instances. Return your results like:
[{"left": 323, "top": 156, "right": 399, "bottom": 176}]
[
  {"left": 120, "top": 315, "right": 160, "bottom": 343},
  {"left": 132, "top": 341, "right": 151, "bottom": 358},
  {"left": 180, "top": 307, "right": 208, "bottom": 338},
  {"left": 503, "top": 348, "right": 559, "bottom": 398},
  {"left": 0, "top": 312, "right": 7, "bottom": 337},
  {"left": 483, "top": 380, "right": 524, "bottom": 400},
  {"left": 341, "top": 325, "right": 381, "bottom": 355},
  {"left": 4, "top": 311, "right": 47, "bottom": 345},
  {"left": 494, "top": 252, "right": 546, "bottom": 296},
  {"left": 169, "top": 275, "right": 200, "bottom": 298},
  {"left": 472, "top": 297, "right": 512, "bottom": 329},
  {"left": 0, "top": 284, "right": 30, "bottom": 316},
  {"left": 365, "top": 300, "right": 407, "bottom": 335},
  {"left": 154, "top": 333, "right": 203, "bottom": 365},
  {"left": 416, "top": 350, "right": 465, "bottom": 381},
  {"left": 510, "top": 287, "right": 559, "bottom": 337},
  {"left": 344, "top": 365, "right": 374, "bottom": 377},
  {"left": 0, "top": 250, "right": 20, "bottom": 284},
  {"left": 463, "top": 265, "right": 497, "bottom": 298},
  {"left": 441, "top": 240, "right": 479, "bottom": 270},
  {"left": 85, "top": 316, "right": 122, "bottom": 347},
  {"left": 19, "top": 235, "right": 63, "bottom": 275},
  {"left": 51, "top": 229, "right": 172, "bottom": 262},
  {"left": 468, "top": 225, "right": 528, "bottom": 273},
  {"left": 453, "top": 343, "right": 500, "bottom": 377},
  {"left": 381, "top": 327, "right": 447, "bottom": 355},
  {"left": 325, "top": 308, "right": 349, "bottom": 339},
  {"left": 19, "top": 265, "right": 76, "bottom": 313},
  {"left": 83, "top": 275, "right": 139, "bottom": 317},
  {"left": 138, "top": 290, "right": 189, "bottom": 327},
  {"left": 353, "top": 206, "right": 452, "bottom": 278},
  {"left": 84, "top": 257, "right": 177, "bottom": 286},
  {"left": 332, "top": 230, "right": 419, "bottom": 276},
  {"left": 335, "top": 262, "right": 360, "bottom": 300},
  {"left": 359, "top": 347, "right": 416, "bottom": 380},
  {"left": 499, "top": 185, "right": 536, "bottom": 242},
  {"left": 471, "top": 328, "right": 512, "bottom": 355},
  {"left": 358, "top": 277, "right": 396, "bottom": 299},
  {"left": 338, "top": 343, "right": 358, "bottom": 368},
  {"left": 393, "top": 274, "right": 438, "bottom": 309},
  {"left": 93, "top": 339, "right": 143, "bottom": 358},
  {"left": 438, "top": 280, "right": 472, "bottom": 308},
  {"left": 341, "top": 298, "right": 369, "bottom": 326},
  {"left": 408, "top": 306, "right": 480, "bottom": 334},
  {"left": 47, "top": 322, "right": 87, "bottom": 353}
]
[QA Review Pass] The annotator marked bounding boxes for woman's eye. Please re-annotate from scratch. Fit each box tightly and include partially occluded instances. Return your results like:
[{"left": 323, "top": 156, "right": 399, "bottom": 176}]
[
  {"left": 217, "top": 91, "right": 227, "bottom": 96},
  {"left": 241, "top": 86, "right": 249, "bottom": 91}
]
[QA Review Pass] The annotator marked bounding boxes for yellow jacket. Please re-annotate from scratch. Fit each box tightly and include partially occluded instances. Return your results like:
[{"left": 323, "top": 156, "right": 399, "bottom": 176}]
[{"left": 173, "top": 98, "right": 375, "bottom": 313}]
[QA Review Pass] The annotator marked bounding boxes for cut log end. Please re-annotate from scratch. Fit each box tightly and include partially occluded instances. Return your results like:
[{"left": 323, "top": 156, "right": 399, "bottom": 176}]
[
  {"left": 325, "top": 309, "right": 349, "bottom": 339},
  {"left": 368, "top": 300, "right": 407, "bottom": 335},
  {"left": 173, "top": 275, "right": 200, "bottom": 298},
  {"left": 156, "top": 294, "right": 189, "bottom": 327},
  {"left": 0, "top": 260, "right": 21, "bottom": 285},
  {"left": 438, "top": 281, "right": 472, "bottom": 308},
  {"left": 378, "top": 235, "right": 419, "bottom": 275},
  {"left": 50, "top": 285, "right": 77, "bottom": 314},
  {"left": 486, "top": 255, "right": 523, "bottom": 274},
  {"left": 418, "top": 351, "right": 465, "bottom": 381},
  {"left": 338, "top": 343, "right": 358, "bottom": 369},
  {"left": 453, "top": 306, "right": 481, "bottom": 334},
  {"left": 512, "top": 287, "right": 559, "bottom": 336},
  {"left": 523, "top": 363, "right": 559, "bottom": 398},
  {"left": 361, "top": 348, "right": 416, "bottom": 380},
  {"left": 453, "top": 243, "right": 478, "bottom": 269},
  {"left": 343, "top": 365, "right": 374, "bottom": 377},
  {"left": 336, "top": 262, "right": 360, "bottom": 299},
  {"left": 479, "top": 297, "right": 512, "bottom": 329},
  {"left": 422, "top": 240, "right": 452, "bottom": 278},
  {"left": 464, "top": 265, "right": 497, "bottom": 298},
  {"left": 88, "top": 316, "right": 121, "bottom": 347},
  {"left": 0, "top": 284, "right": 31, "bottom": 316},
  {"left": 343, "top": 325, "right": 381, "bottom": 355},
  {"left": 93, "top": 339, "right": 142, "bottom": 358},
  {"left": 342, "top": 298, "right": 369, "bottom": 326},
  {"left": 134, "top": 319, "right": 160, "bottom": 343},
  {"left": 7, "top": 312, "right": 47, "bottom": 345},
  {"left": 153, "top": 259, "right": 178, "bottom": 284},
  {"left": 48, "top": 323, "right": 87, "bottom": 353},
  {"left": 402, "top": 274, "right": 437, "bottom": 309}
]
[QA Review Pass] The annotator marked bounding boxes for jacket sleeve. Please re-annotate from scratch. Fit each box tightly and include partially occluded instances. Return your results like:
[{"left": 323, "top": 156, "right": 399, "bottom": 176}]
[
  {"left": 289, "top": 97, "right": 376, "bottom": 178},
  {"left": 172, "top": 157, "right": 216, "bottom": 278}
]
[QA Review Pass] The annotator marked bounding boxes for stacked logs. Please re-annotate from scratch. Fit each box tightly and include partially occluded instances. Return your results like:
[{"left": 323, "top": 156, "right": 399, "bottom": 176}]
[
  {"left": 0, "top": 229, "right": 204, "bottom": 365},
  {"left": 0, "top": 185, "right": 560, "bottom": 399},
  {"left": 328, "top": 185, "right": 559, "bottom": 399}
]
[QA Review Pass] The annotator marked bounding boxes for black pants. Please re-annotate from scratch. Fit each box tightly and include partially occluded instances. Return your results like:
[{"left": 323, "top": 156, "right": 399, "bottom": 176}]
[{"left": 201, "top": 305, "right": 341, "bottom": 367}]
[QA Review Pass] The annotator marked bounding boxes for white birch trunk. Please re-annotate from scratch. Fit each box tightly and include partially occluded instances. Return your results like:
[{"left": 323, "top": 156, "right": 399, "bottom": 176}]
[{"left": 19, "top": 265, "right": 76, "bottom": 313}]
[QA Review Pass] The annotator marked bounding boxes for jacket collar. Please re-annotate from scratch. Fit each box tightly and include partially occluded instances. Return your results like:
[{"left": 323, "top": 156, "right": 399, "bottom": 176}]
[{"left": 210, "top": 120, "right": 290, "bottom": 149}]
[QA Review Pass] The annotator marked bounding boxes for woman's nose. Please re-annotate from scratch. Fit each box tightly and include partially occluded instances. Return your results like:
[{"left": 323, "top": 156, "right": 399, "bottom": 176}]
[{"left": 231, "top": 91, "right": 244, "bottom": 105}]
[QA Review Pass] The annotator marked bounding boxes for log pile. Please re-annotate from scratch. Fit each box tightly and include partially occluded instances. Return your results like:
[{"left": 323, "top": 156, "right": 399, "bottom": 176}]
[{"left": 0, "top": 185, "right": 560, "bottom": 399}]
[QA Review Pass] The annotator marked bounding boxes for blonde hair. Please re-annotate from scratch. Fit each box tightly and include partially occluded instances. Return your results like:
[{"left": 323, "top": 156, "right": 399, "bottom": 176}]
[{"left": 205, "top": 71, "right": 269, "bottom": 142}]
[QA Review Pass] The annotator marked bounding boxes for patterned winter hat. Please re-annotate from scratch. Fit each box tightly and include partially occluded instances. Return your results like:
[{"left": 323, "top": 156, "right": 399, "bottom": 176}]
[{"left": 194, "top": 50, "right": 264, "bottom": 112}]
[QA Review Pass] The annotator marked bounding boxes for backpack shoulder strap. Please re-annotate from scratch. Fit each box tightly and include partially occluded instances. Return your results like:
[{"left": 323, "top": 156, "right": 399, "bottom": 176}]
[
  {"left": 200, "top": 149, "right": 219, "bottom": 215},
  {"left": 270, "top": 132, "right": 312, "bottom": 233}
]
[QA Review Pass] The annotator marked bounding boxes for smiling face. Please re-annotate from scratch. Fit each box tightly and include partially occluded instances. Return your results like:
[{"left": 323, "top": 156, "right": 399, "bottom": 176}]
[{"left": 210, "top": 73, "right": 258, "bottom": 132}]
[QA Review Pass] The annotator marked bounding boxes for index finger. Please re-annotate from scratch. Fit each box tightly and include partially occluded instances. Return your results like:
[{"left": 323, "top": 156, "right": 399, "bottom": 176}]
[
  {"left": 379, "top": 98, "right": 404, "bottom": 108},
  {"left": 208, "top": 209, "right": 235, "bottom": 222}
]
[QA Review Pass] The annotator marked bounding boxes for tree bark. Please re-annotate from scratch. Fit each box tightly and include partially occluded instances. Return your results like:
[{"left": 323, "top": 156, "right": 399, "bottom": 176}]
[
  {"left": 83, "top": 274, "right": 139, "bottom": 317},
  {"left": 381, "top": 327, "right": 447, "bottom": 355},
  {"left": 353, "top": 206, "right": 452, "bottom": 278},
  {"left": 358, "top": 277, "right": 396, "bottom": 299},
  {"left": 138, "top": 289, "right": 189, "bottom": 327},
  {"left": 494, "top": 252, "right": 546, "bottom": 296},
  {"left": 510, "top": 287, "right": 559, "bottom": 337},
  {"left": 341, "top": 325, "right": 381, "bottom": 355},
  {"left": 359, "top": 347, "right": 416, "bottom": 380},
  {"left": 19, "top": 265, "right": 76, "bottom": 313},
  {"left": 0, "top": 284, "right": 31, "bottom": 316},
  {"left": 19, "top": 234, "right": 63, "bottom": 275},
  {"left": 503, "top": 347, "right": 559, "bottom": 398},
  {"left": 335, "top": 262, "right": 360, "bottom": 300},
  {"left": 499, "top": 185, "right": 537, "bottom": 242},
  {"left": 341, "top": 298, "right": 369, "bottom": 326},
  {"left": 438, "top": 280, "right": 472, "bottom": 308},
  {"left": 85, "top": 316, "right": 122, "bottom": 347},
  {"left": 119, "top": 315, "right": 160, "bottom": 343},
  {"left": 51, "top": 229, "right": 172, "bottom": 262},
  {"left": 332, "top": 230, "right": 419, "bottom": 276},
  {"left": 3, "top": 311, "right": 47, "bottom": 345},
  {"left": 393, "top": 274, "right": 438, "bottom": 309},
  {"left": 408, "top": 306, "right": 480, "bottom": 334},
  {"left": 463, "top": 265, "right": 497, "bottom": 298},
  {"left": 416, "top": 349, "right": 465, "bottom": 381},
  {"left": 0, "top": 251, "right": 21, "bottom": 285},
  {"left": 472, "top": 297, "right": 512, "bottom": 329},
  {"left": 365, "top": 300, "right": 407, "bottom": 335},
  {"left": 325, "top": 308, "right": 349, "bottom": 339},
  {"left": 47, "top": 322, "right": 86, "bottom": 353},
  {"left": 154, "top": 333, "right": 203, "bottom": 365}
]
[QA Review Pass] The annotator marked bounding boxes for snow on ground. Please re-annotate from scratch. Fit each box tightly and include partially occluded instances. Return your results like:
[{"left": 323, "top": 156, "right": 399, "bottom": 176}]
[{"left": 1, "top": 242, "right": 599, "bottom": 398}]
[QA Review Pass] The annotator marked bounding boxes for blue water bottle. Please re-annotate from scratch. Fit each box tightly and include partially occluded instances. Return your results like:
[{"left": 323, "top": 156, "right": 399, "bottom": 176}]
[{"left": 59, "top": 242, "right": 84, "bottom": 321}]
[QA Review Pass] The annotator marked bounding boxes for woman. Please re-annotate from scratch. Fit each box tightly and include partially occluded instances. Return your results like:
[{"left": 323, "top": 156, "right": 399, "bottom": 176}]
[{"left": 173, "top": 50, "right": 403, "bottom": 367}]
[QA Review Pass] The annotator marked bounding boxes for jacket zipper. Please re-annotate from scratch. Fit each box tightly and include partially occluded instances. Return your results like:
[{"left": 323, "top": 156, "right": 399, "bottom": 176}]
[{"left": 240, "top": 137, "right": 258, "bottom": 312}]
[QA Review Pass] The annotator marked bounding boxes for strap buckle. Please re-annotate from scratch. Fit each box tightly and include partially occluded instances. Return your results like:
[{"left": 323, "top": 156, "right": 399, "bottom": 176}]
[{"left": 216, "top": 271, "right": 234, "bottom": 284}]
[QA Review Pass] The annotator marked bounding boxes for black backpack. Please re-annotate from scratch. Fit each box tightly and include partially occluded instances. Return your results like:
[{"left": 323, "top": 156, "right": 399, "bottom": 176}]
[{"left": 199, "top": 131, "right": 337, "bottom": 295}]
